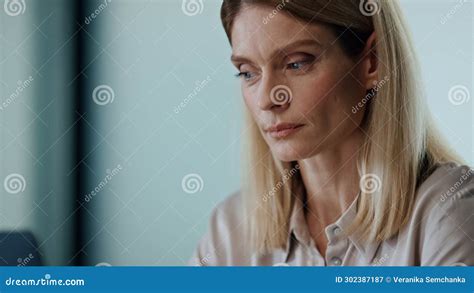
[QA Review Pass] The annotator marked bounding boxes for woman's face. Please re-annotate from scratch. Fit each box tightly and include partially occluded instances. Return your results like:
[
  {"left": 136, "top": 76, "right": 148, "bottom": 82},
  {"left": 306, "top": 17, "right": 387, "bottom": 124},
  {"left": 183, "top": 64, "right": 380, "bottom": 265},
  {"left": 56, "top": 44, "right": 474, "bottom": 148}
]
[{"left": 230, "top": 5, "right": 375, "bottom": 162}]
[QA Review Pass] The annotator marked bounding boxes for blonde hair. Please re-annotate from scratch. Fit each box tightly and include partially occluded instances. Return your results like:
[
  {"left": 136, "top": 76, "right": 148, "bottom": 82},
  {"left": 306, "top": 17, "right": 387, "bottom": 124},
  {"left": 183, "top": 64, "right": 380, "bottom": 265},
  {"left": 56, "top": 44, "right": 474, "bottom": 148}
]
[{"left": 221, "top": 0, "right": 464, "bottom": 252}]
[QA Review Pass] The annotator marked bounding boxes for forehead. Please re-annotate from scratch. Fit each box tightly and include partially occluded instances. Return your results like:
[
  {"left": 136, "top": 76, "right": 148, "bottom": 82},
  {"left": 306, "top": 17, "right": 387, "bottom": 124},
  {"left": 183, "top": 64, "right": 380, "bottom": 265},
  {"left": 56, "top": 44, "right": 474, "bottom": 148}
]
[{"left": 230, "top": 5, "right": 332, "bottom": 57}]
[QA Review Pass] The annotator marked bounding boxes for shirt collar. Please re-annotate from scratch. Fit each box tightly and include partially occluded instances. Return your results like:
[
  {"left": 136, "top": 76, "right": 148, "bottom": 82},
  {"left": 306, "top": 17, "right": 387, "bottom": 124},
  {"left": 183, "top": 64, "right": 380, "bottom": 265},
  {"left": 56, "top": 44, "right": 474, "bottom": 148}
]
[{"left": 284, "top": 189, "right": 381, "bottom": 264}]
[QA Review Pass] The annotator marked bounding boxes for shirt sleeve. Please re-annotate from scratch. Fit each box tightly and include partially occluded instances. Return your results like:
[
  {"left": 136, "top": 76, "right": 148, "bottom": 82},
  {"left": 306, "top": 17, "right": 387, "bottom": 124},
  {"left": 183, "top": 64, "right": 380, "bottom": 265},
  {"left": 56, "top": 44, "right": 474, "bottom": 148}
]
[
  {"left": 187, "top": 235, "right": 213, "bottom": 266},
  {"left": 420, "top": 178, "right": 474, "bottom": 266},
  {"left": 187, "top": 191, "right": 245, "bottom": 266},
  {"left": 187, "top": 209, "right": 222, "bottom": 266}
]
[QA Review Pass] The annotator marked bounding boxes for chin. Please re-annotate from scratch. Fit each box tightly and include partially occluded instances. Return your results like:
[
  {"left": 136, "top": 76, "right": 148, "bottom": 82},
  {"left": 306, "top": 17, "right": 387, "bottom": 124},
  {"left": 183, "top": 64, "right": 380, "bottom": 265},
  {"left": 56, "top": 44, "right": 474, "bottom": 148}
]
[{"left": 270, "top": 144, "right": 307, "bottom": 162}]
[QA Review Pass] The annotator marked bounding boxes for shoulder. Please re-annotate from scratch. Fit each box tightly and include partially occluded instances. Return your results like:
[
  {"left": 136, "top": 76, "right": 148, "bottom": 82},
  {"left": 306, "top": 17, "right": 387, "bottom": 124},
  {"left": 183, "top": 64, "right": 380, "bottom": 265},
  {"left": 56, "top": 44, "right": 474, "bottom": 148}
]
[
  {"left": 206, "top": 190, "right": 247, "bottom": 249},
  {"left": 210, "top": 189, "right": 245, "bottom": 227},
  {"left": 188, "top": 190, "right": 250, "bottom": 266},
  {"left": 412, "top": 162, "right": 474, "bottom": 265},
  {"left": 414, "top": 161, "right": 474, "bottom": 210}
]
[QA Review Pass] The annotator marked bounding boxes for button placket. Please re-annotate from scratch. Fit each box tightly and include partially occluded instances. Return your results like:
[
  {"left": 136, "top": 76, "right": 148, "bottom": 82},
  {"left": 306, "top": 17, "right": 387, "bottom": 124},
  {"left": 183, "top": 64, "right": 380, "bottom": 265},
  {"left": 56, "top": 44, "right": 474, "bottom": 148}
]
[
  {"left": 330, "top": 257, "right": 342, "bottom": 266},
  {"left": 325, "top": 224, "right": 347, "bottom": 266}
]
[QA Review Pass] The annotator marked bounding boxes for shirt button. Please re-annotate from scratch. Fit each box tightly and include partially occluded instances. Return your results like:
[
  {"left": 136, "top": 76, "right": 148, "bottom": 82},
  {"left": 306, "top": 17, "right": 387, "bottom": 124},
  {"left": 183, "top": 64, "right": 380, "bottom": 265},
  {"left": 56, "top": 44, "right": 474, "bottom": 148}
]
[
  {"left": 330, "top": 257, "right": 342, "bottom": 266},
  {"left": 332, "top": 226, "right": 341, "bottom": 235}
]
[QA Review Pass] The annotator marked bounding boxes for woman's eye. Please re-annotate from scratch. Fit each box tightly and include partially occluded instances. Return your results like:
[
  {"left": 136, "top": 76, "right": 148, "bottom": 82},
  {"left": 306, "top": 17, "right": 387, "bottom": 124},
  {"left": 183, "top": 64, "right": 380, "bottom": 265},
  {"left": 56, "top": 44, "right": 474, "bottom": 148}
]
[
  {"left": 235, "top": 72, "right": 254, "bottom": 81},
  {"left": 287, "top": 61, "right": 309, "bottom": 70},
  {"left": 287, "top": 55, "right": 317, "bottom": 71}
]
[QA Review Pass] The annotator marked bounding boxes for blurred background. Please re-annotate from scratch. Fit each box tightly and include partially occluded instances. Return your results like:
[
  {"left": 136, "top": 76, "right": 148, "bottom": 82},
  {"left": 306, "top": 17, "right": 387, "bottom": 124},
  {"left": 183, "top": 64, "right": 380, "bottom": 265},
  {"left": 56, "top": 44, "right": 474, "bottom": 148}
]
[{"left": 0, "top": 0, "right": 472, "bottom": 266}]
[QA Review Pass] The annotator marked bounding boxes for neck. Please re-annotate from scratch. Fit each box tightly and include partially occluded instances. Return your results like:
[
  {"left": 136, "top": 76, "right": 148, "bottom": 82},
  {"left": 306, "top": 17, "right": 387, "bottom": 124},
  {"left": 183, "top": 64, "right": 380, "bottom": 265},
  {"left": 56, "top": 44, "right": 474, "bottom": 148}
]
[{"left": 297, "top": 129, "right": 364, "bottom": 219}]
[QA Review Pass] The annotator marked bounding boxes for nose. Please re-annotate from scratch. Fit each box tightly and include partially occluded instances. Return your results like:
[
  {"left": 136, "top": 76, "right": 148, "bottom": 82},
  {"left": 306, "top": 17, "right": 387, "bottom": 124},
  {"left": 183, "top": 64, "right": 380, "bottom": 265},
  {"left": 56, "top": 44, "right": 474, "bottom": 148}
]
[
  {"left": 258, "top": 84, "right": 293, "bottom": 111},
  {"left": 257, "top": 81, "right": 293, "bottom": 111}
]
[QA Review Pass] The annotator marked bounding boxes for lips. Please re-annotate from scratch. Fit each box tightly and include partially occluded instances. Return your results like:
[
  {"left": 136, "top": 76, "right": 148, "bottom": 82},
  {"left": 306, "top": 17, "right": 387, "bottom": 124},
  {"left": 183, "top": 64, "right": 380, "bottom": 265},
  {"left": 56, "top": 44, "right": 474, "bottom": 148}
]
[{"left": 265, "top": 123, "right": 305, "bottom": 139}]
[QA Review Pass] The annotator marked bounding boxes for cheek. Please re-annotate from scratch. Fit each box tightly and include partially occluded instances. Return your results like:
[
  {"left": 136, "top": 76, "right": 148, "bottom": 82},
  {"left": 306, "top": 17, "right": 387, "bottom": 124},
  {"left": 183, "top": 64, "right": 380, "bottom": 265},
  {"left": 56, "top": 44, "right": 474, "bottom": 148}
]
[
  {"left": 291, "top": 73, "right": 340, "bottom": 117},
  {"left": 242, "top": 89, "right": 256, "bottom": 114},
  {"left": 333, "top": 75, "right": 368, "bottom": 124},
  {"left": 242, "top": 89, "right": 264, "bottom": 126},
  {"left": 293, "top": 69, "right": 365, "bottom": 119}
]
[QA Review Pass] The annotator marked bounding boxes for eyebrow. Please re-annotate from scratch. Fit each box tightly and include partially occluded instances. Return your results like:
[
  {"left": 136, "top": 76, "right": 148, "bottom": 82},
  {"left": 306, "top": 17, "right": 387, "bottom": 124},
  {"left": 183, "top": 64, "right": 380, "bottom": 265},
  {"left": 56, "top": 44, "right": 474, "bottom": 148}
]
[{"left": 230, "top": 39, "right": 322, "bottom": 64}]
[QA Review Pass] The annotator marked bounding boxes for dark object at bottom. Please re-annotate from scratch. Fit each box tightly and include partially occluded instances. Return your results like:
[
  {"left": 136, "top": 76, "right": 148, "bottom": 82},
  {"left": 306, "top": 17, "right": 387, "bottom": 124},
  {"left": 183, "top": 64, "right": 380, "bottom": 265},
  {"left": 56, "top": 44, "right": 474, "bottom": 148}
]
[{"left": 0, "top": 231, "right": 43, "bottom": 266}]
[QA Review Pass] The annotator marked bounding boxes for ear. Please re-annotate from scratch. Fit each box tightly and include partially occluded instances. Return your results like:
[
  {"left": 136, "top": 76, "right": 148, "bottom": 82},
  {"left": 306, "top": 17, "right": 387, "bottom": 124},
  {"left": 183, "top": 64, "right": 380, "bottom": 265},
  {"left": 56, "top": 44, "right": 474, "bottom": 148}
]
[{"left": 361, "top": 31, "right": 378, "bottom": 90}]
